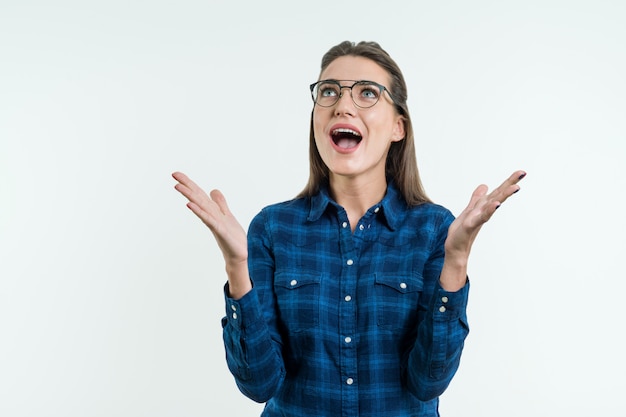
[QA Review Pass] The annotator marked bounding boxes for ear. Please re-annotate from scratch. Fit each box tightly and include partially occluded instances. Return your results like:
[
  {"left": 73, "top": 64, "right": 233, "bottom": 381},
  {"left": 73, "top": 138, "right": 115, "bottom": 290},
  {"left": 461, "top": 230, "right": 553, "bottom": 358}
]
[{"left": 391, "top": 115, "right": 406, "bottom": 142}]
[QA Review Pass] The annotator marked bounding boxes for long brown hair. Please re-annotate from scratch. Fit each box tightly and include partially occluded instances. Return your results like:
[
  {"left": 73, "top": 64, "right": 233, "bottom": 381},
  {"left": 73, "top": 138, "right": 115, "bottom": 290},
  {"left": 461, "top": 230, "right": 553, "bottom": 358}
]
[{"left": 297, "top": 40, "right": 431, "bottom": 206}]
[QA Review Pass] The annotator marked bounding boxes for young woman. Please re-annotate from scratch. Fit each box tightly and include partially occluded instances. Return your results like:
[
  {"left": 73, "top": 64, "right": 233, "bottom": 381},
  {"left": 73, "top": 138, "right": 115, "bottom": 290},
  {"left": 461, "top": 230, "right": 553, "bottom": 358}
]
[{"left": 173, "top": 40, "right": 525, "bottom": 416}]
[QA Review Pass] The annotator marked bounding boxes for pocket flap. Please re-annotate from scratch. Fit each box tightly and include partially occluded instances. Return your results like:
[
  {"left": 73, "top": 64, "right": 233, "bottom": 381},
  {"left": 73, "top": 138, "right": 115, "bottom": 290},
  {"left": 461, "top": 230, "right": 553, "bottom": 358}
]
[
  {"left": 374, "top": 273, "right": 423, "bottom": 294},
  {"left": 275, "top": 272, "right": 322, "bottom": 290}
]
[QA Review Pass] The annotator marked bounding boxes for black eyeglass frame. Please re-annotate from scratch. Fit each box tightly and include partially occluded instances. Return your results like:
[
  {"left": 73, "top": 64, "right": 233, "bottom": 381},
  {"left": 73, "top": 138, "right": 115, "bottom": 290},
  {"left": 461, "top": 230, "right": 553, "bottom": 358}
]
[{"left": 309, "top": 79, "right": 397, "bottom": 109}]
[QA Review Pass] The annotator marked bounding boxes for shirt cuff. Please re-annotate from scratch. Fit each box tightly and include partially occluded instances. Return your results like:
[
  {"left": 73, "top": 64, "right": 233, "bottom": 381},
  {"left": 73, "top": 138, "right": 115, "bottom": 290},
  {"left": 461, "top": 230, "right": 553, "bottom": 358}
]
[
  {"left": 432, "top": 278, "right": 469, "bottom": 322},
  {"left": 222, "top": 282, "right": 262, "bottom": 330}
]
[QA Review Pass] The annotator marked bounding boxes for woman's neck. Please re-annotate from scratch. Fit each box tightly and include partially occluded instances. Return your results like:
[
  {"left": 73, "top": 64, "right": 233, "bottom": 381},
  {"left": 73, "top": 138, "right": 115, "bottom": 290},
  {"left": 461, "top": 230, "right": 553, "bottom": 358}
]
[{"left": 329, "top": 174, "right": 387, "bottom": 231}]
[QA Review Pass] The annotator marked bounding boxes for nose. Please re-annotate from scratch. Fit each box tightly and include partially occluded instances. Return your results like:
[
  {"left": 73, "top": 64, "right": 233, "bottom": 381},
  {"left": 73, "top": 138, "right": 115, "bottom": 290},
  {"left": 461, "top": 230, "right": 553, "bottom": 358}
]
[{"left": 334, "top": 86, "right": 356, "bottom": 116}]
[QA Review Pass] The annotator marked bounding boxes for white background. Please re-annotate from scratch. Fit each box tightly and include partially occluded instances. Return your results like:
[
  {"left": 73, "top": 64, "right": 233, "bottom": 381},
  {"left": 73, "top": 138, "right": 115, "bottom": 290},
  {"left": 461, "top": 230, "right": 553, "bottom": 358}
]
[{"left": 1, "top": 0, "right": 625, "bottom": 416}]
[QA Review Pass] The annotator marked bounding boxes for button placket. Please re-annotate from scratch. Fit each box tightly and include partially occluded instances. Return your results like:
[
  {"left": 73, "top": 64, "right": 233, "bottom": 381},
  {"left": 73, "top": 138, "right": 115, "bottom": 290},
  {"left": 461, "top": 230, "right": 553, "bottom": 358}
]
[{"left": 337, "top": 209, "right": 359, "bottom": 405}]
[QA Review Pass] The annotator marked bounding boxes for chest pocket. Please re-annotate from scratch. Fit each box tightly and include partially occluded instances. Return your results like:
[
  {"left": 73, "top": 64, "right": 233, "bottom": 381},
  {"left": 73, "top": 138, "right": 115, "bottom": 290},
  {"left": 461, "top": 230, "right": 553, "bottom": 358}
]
[
  {"left": 375, "top": 273, "right": 423, "bottom": 330},
  {"left": 274, "top": 272, "right": 321, "bottom": 332}
]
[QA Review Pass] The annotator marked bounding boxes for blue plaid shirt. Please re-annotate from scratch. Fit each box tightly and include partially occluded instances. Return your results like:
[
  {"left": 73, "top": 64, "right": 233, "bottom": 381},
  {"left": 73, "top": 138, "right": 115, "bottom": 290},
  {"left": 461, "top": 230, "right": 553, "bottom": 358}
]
[{"left": 222, "top": 182, "right": 470, "bottom": 416}]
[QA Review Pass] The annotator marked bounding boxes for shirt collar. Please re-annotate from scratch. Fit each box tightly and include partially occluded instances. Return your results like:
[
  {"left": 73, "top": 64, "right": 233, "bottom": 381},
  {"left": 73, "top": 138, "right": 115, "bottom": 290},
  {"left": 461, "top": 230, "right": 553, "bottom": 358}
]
[{"left": 307, "top": 181, "right": 405, "bottom": 231}]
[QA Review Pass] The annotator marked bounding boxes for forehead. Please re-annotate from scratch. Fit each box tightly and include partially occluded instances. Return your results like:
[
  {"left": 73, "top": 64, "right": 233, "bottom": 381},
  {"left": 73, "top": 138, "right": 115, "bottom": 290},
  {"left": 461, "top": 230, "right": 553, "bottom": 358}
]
[{"left": 320, "top": 56, "right": 391, "bottom": 86}]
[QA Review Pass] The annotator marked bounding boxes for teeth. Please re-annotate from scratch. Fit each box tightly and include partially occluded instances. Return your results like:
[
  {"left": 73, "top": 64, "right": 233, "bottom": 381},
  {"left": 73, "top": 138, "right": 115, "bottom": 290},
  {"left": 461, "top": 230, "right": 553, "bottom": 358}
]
[{"left": 332, "top": 128, "right": 361, "bottom": 137}]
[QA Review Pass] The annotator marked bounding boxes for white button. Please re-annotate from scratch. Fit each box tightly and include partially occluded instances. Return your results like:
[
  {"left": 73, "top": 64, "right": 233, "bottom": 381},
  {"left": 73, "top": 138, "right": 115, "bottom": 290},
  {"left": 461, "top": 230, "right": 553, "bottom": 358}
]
[
  {"left": 400, "top": 282, "right": 407, "bottom": 289},
  {"left": 439, "top": 306, "right": 446, "bottom": 313},
  {"left": 232, "top": 313, "right": 238, "bottom": 319},
  {"left": 346, "top": 378, "right": 354, "bottom": 385},
  {"left": 342, "top": 222, "right": 348, "bottom": 228},
  {"left": 231, "top": 305, "right": 237, "bottom": 311},
  {"left": 290, "top": 279, "right": 297, "bottom": 286},
  {"left": 441, "top": 296, "right": 449, "bottom": 303},
  {"left": 345, "top": 336, "right": 352, "bottom": 343},
  {"left": 344, "top": 295, "right": 352, "bottom": 302},
  {"left": 346, "top": 259, "right": 354, "bottom": 266},
  {"left": 374, "top": 207, "right": 380, "bottom": 213},
  {"left": 359, "top": 224, "right": 364, "bottom": 231}
]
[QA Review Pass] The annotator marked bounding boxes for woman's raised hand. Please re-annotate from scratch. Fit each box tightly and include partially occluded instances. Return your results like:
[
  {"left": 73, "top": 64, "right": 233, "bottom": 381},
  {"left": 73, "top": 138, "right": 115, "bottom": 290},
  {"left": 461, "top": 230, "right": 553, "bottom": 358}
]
[
  {"left": 445, "top": 170, "right": 526, "bottom": 259},
  {"left": 172, "top": 172, "right": 248, "bottom": 267},
  {"left": 439, "top": 170, "right": 526, "bottom": 291}
]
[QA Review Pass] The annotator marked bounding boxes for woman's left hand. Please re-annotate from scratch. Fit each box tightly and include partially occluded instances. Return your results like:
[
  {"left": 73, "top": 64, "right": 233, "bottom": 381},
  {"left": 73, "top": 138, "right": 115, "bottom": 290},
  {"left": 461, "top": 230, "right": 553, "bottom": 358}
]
[{"left": 440, "top": 170, "right": 526, "bottom": 291}]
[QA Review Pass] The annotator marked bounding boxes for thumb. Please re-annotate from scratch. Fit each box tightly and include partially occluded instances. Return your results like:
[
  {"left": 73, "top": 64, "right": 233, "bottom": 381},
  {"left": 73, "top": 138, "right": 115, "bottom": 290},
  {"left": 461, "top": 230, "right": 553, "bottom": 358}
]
[
  {"left": 209, "top": 189, "right": 232, "bottom": 216},
  {"left": 467, "top": 184, "right": 489, "bottom": 208}
]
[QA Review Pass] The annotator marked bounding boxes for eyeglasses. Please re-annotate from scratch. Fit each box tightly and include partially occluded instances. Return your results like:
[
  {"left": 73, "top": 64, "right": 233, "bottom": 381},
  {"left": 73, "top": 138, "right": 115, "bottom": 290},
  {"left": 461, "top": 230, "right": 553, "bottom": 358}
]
[{"left": 309, "top": 79, "right": 394, "bottom": 109}]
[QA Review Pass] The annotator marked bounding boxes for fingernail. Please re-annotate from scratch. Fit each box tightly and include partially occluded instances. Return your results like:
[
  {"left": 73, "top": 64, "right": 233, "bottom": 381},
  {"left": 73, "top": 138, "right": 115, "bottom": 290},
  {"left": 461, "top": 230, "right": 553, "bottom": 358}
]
[
  {"left": 495, "top": 204, "right": 501, "bottom": 210},
  {"left": 513, "top": 188, "right": 520, "bottom": 194},
  {"left": 518, "top": 173, "right": 526, "bottom": 180}
]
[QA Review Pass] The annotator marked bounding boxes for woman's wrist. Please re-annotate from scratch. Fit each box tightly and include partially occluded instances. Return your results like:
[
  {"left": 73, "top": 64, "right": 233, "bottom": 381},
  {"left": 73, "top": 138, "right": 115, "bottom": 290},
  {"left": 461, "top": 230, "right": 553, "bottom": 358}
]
[
  {"left": 440, "top": 253, "right": 468, "bottom": 292},
  {"left": 225, "top": 259, "right": 252, "bottom": 300}
]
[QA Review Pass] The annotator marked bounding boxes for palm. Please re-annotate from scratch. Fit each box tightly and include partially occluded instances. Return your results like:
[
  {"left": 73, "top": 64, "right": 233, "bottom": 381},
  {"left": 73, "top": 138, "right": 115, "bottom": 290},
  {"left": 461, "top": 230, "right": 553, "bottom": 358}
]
[
  {"left": 172, "top": 172, "right": 248, "bottom": 265},
  {"left": 445, "top": 170, "right": 526, "bottom": 258}
]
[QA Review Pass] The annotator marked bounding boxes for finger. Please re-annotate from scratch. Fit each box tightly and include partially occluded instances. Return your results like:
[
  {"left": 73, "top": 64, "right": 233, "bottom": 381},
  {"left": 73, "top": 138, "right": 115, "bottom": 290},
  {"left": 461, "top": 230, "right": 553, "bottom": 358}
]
[
  {"left": 504, "top": 170, "right": 526, "bottom": 188},
  {"left": 512, "top": 170, "right": 527, "bottom": 183},
  {"left": 172, "top": 171, "right": 203, "bottom": 193},
  {"left": 466, "top": 184, "right": 489, "bottom": 210},
  {"left": 455, "top": 184, "right": 491, "bottom": 229},
  {"left": 474, "top": 188, "right": 501, "bottom": 224},
  {"left": 185, "top": 201, "right": 208, "bottom": 221},
  {"left": 488, "top": 170, "right": 527, "bottom": 204},
  {"left": 173, "top": 181, "right": 195, "bottom": 202},
  {"left": 494, "top": 170, "right": 526, "bottom": 191},
  {"left": 186, "top": 200, "right": 219, "bottom": 228},
  {"left": 171, "top": 171, "right": 186, "bottom": 181},
  {"left": 209, "top": 189, "right": 232, "bottom": 217},
  {"left": 172, "top": 172, "right": 213, "bottom": 207},
  {"left": 172, "top": 171, "right": 194, "bottom": 198}
]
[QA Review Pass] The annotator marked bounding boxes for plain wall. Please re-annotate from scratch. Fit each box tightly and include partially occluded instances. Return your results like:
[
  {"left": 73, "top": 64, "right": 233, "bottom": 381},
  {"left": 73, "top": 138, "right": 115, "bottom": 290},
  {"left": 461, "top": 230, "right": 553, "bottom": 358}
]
[{"left": 1, "top": 0, "right": 625, "bottom": 415}]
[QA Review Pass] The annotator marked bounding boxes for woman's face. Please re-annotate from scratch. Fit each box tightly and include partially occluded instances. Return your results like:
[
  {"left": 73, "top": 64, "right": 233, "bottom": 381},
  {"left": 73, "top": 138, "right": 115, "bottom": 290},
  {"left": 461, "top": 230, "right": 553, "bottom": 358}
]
[{"left": 313, "top": 55, "right": 405, "bottom": 184}]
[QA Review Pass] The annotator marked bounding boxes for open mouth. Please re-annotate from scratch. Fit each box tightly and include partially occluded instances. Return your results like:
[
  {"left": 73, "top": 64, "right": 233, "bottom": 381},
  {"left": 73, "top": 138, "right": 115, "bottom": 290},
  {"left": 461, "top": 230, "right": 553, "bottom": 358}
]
[{"left": 331, "top": 128, "right": 362, "bottom": 149}]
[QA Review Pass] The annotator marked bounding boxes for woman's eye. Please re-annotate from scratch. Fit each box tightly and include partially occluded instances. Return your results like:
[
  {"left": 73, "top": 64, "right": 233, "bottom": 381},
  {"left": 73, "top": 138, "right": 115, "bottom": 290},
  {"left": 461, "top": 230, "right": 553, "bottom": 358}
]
[
  {"left": 358, "top": 84, "right": 380, "bottom": 99},
  {"left": 320, "top": 86, "right": 338, "bottom": 97},
  {"left": 362, "top": 89, "right": 377, "bottom": 98}
]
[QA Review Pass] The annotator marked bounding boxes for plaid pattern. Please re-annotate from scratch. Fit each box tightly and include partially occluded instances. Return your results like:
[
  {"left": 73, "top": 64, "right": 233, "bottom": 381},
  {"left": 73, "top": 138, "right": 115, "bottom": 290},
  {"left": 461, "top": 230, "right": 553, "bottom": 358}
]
[{"left": 222, "top": 183, "right": 469, "bottom": 417}]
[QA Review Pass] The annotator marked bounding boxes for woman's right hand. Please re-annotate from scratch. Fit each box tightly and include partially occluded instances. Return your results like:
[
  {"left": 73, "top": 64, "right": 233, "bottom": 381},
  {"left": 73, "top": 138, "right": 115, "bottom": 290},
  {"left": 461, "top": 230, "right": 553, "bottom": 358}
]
[{"left": 172, "top": 171, "right": 251, "bottom": 297}]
